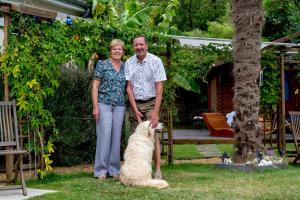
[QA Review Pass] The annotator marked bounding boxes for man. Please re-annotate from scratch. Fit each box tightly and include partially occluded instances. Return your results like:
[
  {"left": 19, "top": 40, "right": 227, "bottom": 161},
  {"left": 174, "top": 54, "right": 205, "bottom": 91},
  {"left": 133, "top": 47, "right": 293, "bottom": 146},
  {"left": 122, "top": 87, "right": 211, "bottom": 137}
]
[{"left": 125, "top": 35, "right": 167, "bottom": 179}]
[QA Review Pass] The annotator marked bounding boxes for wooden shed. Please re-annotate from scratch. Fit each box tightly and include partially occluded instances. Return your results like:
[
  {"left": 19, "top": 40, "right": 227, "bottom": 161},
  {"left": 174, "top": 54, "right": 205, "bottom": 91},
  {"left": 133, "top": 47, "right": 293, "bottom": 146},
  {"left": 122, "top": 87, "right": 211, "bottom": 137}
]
[
  {"left": 206, "top": 61, "right": 300, "bottom": 115},
  {"left": 171, "top": 35, "right": 300, "bottom": 116},
  {"left": 206, "top": 62, "right": 234, "bottom": 115}
]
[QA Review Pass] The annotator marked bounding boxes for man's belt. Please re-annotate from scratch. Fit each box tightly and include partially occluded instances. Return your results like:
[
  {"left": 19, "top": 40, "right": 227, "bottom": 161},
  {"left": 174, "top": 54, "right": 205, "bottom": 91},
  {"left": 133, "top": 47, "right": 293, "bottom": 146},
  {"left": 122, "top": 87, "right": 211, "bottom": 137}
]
[{"left": 135, "top": 97, "right": 155, "bottom": 104}]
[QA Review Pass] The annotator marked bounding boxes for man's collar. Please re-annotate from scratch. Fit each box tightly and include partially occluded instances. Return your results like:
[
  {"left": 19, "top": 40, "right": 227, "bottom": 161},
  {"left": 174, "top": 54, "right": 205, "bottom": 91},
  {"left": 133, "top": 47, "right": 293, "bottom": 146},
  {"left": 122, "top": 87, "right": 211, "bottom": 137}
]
[{"left": 135, "top": 52, "right": 149, "bottom": 64}]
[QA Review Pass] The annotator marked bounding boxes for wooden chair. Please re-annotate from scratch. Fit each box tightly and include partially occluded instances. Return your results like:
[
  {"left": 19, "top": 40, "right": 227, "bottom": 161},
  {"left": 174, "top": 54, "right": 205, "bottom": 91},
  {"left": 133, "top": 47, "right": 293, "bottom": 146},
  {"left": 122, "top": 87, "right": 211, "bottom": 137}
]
[
  {"left": 202, "top": 113, "right": 235, "bottom": 137},
  {"left": 0, "top": 100, "right": 27, "bottom": 196},
  {"left": 289, "top": 111, "right": 300, "bottom": 164}
]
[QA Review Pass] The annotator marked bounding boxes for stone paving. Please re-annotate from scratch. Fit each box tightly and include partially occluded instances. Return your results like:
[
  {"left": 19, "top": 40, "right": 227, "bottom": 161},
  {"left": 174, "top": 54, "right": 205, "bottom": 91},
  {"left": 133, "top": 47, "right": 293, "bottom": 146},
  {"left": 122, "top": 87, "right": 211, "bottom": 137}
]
[
  {"left": 173, "top": 129, "right": 225, "bottom": 158},
  {"left": 197, "top": 144, "right": 222, "bottom": 158},
  {"left": 0, "top": 188, "right": 56, "bottom": 200}
]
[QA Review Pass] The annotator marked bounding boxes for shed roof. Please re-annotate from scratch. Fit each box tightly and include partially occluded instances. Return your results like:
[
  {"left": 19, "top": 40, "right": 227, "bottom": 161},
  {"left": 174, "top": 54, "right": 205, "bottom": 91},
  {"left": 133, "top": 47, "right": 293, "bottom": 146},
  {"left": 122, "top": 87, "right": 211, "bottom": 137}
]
[{"left": 170, "top": 35, "right": 300, "bottom": 49}]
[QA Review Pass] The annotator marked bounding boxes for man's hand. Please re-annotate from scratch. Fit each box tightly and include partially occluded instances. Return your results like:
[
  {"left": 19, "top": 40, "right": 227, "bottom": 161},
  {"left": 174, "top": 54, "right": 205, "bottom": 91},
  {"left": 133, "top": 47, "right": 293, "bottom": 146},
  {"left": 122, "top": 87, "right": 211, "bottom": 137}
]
[
  {"left": 149, "top": 110, "right": 159, "bottom": 128},
  {"left": 136, "top": 110, "right": 143, "bottom": 123}
]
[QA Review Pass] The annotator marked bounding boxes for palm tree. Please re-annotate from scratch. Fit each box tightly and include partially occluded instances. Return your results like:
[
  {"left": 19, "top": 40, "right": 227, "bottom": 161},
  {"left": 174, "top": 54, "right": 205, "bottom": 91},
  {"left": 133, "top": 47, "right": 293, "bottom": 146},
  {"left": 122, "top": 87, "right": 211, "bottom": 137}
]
[{"left": 231, "top": 0, "right": 264, "bottom": 163}]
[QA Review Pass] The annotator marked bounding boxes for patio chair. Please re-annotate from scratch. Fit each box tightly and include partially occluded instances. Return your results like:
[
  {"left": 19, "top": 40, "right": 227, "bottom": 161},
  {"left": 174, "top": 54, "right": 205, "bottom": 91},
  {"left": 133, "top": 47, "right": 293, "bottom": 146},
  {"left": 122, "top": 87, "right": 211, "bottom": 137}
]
[
  {"left": 289, "top": 111, "right": 300, "bottom": 164},
  {"left": 202, "top": 113, "right": 234, "bottom": 137},
  {"left": 0, "top": 100, "right": 27, "bottom": 196}
]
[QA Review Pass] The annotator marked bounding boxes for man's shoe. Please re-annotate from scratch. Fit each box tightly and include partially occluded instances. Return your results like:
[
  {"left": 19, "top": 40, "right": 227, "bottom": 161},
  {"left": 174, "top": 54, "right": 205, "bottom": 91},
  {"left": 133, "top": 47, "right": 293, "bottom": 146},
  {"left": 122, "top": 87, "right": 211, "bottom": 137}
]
[
  {"left": 154, "top": 171, "right": 163, "bottom": 180},
  {"left": 113, "top": 175, "right": 120, "bottom": 180}
]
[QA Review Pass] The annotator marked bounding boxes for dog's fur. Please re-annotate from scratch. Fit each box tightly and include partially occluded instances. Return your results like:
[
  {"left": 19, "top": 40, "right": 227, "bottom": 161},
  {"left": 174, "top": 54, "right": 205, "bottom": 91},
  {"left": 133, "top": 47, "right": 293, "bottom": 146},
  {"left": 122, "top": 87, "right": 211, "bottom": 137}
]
[{"left": 120, "top": 121, "right": 169, "bottom": 189}]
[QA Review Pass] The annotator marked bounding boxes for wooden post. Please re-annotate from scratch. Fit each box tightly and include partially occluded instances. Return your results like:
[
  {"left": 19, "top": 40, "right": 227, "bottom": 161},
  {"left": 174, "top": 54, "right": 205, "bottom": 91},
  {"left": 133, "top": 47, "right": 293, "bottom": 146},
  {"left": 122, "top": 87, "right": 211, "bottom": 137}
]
[
  {"left": 166, "top": 41, "right": 173, "bottom": 164},
  {"left": 167, "top": 107, "right": 173, "bottom": 164},
  {"left": 3, "top": 11, "right": 14, "bottom": 181},
  {"left": 278, "top": 54, "right": 286, "bottom": 152}
]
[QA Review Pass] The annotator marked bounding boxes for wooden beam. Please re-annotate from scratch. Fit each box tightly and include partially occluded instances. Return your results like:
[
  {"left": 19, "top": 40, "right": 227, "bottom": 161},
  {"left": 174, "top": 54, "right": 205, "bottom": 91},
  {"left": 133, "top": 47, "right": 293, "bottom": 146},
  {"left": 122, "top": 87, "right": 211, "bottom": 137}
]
[
  {"left": 284, "top": 59, "right": 300, "bottom": 64},
  {"left": 3, "top": 12, "right": 9, "bottom": 101},
  {"left": 2, "top": 13, "right": 14, "bottom": 182},
  {"left": 173, "top": 139, "right": 235, "bottom": 145},
  {"left": 272, "top": 32, "right": 300, "bottom": 43},
  {"left": 0, "top": 4, "right": 57, "bottom": 19},
  {"left": 278, "top": 54, "right": 286, "bottom": 151},
  {"left": 262, "top": 138, "right": 294, "bottom": 144}
]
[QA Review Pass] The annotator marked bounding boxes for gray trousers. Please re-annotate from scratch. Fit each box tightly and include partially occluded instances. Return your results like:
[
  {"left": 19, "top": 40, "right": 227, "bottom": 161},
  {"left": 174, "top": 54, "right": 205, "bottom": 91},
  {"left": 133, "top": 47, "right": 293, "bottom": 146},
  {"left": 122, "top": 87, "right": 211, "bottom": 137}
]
[{"left": 94, "top": 103, "right": 125, "bottom": 177}]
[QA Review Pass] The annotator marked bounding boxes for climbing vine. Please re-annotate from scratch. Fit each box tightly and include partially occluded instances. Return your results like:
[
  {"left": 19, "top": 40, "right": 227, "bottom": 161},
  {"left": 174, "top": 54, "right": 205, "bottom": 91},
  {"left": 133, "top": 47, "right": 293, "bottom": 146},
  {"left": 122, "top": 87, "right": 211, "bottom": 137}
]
[{"left": 260, "top": 50, "right": 281, "bottom": 114}]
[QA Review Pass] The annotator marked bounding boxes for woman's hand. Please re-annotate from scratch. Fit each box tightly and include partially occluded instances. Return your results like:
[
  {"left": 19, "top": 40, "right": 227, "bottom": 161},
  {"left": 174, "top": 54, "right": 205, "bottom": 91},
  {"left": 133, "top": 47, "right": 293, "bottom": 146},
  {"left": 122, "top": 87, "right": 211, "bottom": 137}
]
[{"left": 93, "top": 107, "right": 100, "bottom": 122}]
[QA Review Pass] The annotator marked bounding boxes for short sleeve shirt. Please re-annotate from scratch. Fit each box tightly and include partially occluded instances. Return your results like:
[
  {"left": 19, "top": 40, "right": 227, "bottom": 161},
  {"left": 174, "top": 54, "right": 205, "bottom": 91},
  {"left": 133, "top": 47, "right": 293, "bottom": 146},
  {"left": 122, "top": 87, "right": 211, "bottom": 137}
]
[
  {"left": 94, "top": 59, "right": 126, "bottom": 106},
  {"left": 124, "top": 52, "right": 167, "bottom": 100}
]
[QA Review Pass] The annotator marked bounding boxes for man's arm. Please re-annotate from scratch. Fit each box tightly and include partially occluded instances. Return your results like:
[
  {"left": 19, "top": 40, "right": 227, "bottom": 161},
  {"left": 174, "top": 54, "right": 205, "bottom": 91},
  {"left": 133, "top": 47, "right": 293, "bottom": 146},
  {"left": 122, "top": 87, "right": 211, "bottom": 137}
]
[
  {"left": 126, "top": 81, "right": 143, "bottom": 122},
  {"left": 92, "top": 80, "right": 100, "bottom": 122},
  {"left": 149, "top": 81, "right": 163, "bottom": 128}
]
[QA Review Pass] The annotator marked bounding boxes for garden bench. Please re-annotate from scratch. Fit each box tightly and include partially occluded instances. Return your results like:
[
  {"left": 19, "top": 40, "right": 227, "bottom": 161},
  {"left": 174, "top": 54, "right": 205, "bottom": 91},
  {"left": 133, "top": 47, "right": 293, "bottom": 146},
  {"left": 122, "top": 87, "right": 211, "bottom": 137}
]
[
  {"left": 0, "top": 100, "right": 27, "bottom": 196},
  {"left": 289, "top": 111, "right": 300, "bottom": 164},
  {"left": 202, "top": 113, "right": 234, "bottom": 137}
]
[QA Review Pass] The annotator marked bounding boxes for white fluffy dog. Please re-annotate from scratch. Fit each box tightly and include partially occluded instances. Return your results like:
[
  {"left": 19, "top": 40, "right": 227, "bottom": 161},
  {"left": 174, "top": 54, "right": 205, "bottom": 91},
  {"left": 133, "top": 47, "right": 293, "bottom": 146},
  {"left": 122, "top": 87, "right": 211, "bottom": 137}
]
[{"left": 120, "top": 121, "right": 169, "bottom": 189}]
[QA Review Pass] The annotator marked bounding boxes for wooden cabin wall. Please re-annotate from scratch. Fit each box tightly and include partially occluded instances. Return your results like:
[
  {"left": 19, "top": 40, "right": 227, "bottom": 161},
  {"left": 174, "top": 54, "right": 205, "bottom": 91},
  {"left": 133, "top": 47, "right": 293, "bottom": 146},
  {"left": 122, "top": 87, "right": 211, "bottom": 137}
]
[
  {"left": 208, "top": 76, "right": 218, "bottom": 112},
  {"left": 219, "top": 68, "right": 234, "bottom": 114},
  {"left": 208, "top": 63, "right": 234, "bottom": 115}
]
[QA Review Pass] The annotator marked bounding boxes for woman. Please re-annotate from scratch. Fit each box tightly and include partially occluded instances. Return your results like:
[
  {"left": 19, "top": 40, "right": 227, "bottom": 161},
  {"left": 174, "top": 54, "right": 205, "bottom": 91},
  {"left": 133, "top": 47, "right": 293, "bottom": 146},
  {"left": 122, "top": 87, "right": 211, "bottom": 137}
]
[{"left": 92, "top": 39, "right": 126, "bottom": 180}]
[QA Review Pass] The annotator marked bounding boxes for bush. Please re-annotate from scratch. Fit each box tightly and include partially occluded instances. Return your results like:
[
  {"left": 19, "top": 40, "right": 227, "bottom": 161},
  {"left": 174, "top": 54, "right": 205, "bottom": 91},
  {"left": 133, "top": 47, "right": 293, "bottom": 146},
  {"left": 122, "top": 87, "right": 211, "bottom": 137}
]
[{"left": 45, "top": 67, "right": 95, "bottom": 166}]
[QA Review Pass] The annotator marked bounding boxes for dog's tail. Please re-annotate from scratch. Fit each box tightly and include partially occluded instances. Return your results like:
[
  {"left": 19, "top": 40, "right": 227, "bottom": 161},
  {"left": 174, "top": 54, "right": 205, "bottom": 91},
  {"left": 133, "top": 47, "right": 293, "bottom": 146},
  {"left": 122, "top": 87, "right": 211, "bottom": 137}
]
[{"left": 141, "top": 179, "right": 169, "bottom": 189}]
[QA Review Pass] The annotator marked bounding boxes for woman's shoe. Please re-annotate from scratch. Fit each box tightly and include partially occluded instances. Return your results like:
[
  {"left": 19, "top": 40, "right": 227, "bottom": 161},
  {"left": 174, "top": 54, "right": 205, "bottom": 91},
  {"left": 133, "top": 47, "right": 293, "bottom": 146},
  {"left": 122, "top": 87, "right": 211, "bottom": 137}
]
[{"left": 97, "top": 175, "right": 107, "bottom": 180}]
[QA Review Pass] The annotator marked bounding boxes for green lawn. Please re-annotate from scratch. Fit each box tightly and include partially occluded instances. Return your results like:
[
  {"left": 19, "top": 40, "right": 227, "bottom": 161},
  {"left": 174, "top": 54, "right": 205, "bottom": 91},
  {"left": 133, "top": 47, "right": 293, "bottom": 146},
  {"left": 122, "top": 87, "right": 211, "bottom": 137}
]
[
  {"left": 27, "top": 163, "right": 300, "bottom": 200},
  {"left": 173, "top": 144, "right": 202, "bottom": 159},
  {"left": 25, "top": 144, "right": 299, "bottom": 199},
  {"left": 172, "top": 144, "right": 235, "bottom": 159}
]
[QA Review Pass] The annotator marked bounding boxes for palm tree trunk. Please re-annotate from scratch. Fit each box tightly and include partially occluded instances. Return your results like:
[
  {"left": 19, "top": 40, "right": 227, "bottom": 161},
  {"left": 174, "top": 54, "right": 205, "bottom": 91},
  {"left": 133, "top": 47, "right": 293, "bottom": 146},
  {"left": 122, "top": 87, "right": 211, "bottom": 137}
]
[{"left": 231, "top": 0, "right": 264, "bottom": 163}]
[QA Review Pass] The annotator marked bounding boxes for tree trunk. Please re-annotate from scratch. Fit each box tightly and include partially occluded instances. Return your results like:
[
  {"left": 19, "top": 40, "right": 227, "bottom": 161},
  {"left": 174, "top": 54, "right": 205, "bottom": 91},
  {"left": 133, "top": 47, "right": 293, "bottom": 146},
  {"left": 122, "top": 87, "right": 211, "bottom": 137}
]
[{"left": 231, "top": 0, "right": 263, "bottom": 163}]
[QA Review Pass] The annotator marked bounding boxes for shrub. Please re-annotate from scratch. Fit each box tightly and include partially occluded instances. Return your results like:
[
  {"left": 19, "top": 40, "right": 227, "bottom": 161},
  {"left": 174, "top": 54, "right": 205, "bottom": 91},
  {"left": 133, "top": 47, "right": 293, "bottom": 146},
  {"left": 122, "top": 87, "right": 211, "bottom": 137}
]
[{"left": 45, "top": 67, "right": 95, "bottom": 166}]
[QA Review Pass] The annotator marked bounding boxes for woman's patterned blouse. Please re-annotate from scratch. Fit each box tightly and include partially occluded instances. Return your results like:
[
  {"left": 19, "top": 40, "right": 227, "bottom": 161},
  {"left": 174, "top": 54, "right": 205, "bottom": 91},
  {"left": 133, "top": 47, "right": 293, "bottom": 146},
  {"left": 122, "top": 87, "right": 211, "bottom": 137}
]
[{"left": 94, "top": 59, "right": 126, "bottom": 106}]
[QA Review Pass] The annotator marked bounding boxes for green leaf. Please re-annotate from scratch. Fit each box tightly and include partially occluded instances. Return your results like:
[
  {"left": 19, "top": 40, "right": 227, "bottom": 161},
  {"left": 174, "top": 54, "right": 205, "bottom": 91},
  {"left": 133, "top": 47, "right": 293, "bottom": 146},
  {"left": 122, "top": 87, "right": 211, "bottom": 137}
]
[{"left": 172, "top": 71, "right": 200, "bottom": 93}]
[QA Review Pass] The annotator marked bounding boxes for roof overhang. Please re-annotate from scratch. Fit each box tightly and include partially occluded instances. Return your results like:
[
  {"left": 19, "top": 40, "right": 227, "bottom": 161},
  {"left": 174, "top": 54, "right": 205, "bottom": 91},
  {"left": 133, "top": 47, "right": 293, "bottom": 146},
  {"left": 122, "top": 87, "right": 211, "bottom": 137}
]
[
  {"left": 169, "top": 35, "right": 300, "bottom": 49},
  {"left": 0, "top": 0, "right": 89, "bottom": 19}
]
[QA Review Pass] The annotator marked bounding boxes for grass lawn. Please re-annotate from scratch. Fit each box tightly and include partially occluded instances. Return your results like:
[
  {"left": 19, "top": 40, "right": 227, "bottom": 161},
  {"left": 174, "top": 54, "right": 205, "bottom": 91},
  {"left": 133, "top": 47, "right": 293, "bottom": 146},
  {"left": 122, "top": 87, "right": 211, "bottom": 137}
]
[
  {"left": 173, "top": 144, "right": 235, "bottom": 159},
  {"left": 24, "top": 143, "right": 299, "bottom": 199},
  {"left": 173, "top": 144, "right": 202, "bottom": 159},
  {"left": 27, "top": 163, "right": 300, "bottom": 200}
]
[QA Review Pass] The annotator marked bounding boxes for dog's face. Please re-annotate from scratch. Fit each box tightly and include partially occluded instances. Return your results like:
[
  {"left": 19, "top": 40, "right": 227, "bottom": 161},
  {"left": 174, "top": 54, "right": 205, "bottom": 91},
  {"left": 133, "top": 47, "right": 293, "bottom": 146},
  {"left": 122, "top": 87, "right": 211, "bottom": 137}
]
[{"left": 135, "top": 121, "right": 164, "bottom": 140}]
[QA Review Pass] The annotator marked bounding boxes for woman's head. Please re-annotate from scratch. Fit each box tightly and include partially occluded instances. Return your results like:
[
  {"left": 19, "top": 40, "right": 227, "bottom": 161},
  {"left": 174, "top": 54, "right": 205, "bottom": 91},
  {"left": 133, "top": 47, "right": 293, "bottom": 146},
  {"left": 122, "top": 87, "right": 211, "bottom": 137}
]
[
  {"left": 109, "top": 39, "right": 125, "bottom": 60},
  {"left": 110, "top": 39, "right": 125, "bottom": 51}
]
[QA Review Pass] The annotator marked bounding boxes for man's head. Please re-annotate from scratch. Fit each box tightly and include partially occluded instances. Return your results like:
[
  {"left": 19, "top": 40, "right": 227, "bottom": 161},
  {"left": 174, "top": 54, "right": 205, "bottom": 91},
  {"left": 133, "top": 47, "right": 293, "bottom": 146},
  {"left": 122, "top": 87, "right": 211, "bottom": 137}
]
[{"left": 133, "top": 35, "right": 148, "bottom": 60}]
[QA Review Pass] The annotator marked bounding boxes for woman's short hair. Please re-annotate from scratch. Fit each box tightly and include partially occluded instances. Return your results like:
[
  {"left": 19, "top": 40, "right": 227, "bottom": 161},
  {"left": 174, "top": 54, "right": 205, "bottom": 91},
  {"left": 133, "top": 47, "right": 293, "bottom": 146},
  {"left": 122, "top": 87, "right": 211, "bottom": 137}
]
[{"left": 110, "top": 39, "right": 125, "bottom": 50}]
